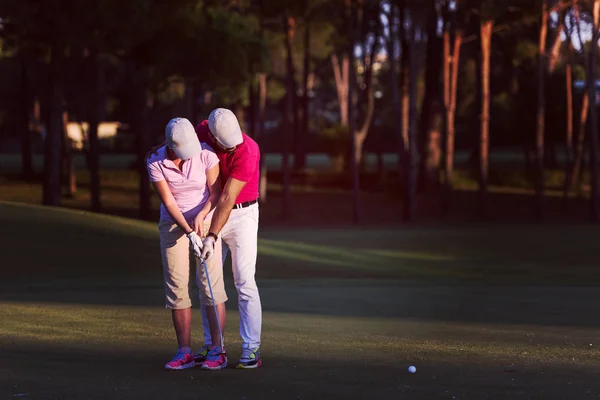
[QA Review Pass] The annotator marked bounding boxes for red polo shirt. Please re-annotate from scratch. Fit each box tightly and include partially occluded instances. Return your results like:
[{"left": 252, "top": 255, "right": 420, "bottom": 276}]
[{"left": 195, "top": 120, "right": 260, "bottom": 204}]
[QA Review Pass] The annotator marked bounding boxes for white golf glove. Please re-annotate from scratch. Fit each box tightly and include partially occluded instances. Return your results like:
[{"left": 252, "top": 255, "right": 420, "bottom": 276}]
[
  {"left": 187, "top": 231, "right": 203, "bottom": 259},
  {"left": 200, "top": 236, "right": 216, "bottom": 260}
]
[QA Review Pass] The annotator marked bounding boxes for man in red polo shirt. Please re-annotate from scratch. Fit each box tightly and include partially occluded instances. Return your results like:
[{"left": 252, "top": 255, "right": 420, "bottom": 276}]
[{"left": 194, "top": 108, "right": 263, "bottom": 369}]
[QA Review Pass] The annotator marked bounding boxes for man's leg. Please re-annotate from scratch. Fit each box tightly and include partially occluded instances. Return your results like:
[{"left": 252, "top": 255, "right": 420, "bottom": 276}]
[
  {"left": 205, "top": 303, "right": 227, "bottom": 346},
  {"left": 225, "top": 205, "right": 262, "bottom": 352}
]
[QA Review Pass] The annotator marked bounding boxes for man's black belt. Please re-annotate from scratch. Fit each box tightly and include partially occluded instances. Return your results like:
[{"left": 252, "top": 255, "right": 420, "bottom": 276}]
[{"left": 233, "top": 199, "right": 258, "bottom": 209}]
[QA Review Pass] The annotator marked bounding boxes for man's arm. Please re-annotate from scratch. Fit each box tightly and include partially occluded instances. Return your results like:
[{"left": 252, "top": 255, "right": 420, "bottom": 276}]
[
  {"left": 207, "top": 177, "right": 247, "bottom": 236},
  {"left": 191, "top": 165, "right": 221, "bottom": 236},
  {"left": 200, "top": 177, "right": 246, "bottom": 259}
]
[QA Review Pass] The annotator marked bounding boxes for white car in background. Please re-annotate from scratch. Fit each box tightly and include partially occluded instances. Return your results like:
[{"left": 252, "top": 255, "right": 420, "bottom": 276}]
[{"left": 65, "top": 122, "right": 124, "bottom": 150}]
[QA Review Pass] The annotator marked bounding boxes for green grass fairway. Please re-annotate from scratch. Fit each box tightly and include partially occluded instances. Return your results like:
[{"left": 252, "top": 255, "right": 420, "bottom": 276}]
[{"left": 2, "top": 202, "right": 600, "bottom": 399}]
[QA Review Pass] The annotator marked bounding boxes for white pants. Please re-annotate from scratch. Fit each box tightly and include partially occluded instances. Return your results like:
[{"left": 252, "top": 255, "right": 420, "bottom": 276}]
[{"left": 201, "top": 203, "right": 262, "bottom": 349}]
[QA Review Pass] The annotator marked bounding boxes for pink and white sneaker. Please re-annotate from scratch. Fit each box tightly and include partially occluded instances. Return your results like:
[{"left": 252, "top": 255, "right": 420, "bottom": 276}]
[
  {"left": 165, "top": 348, "right": 195, "bottom": 370},
  {"left": 200, "top": 346, "right": 228, "bottom": 370}
]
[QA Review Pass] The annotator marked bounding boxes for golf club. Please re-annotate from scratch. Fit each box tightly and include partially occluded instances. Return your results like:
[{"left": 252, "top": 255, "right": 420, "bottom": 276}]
[{"left": 202, "top": 257, "right": 225, "bottom": 351}]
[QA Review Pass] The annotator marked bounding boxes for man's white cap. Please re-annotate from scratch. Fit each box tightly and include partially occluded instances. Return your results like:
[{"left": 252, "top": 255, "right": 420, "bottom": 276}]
[
  {"left": 208, "top": 108, "right": 243, "bottom": 149},
  {"left": 165, "top": 117, "right": 201, "bottom": 160}
]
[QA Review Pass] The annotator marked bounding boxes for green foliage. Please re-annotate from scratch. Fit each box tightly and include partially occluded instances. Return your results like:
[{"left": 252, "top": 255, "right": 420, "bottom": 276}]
[
  {"left": 267, "top": 79, "right": 287, "bottom": 102},
  {"left": 155, "top": 76, "right": 187, "bottom": 104},
  {"left": 0, "top": 0, "right": 597, "bottom": 160},
  {"left": 573, "top": 64, "right": 586, "bottom": 80},
  {"left": 512, "top": 40, "right": 538, "bottom": 68},
  {"left": 318, "top": 122, "right": 351, "bottom": 170}
]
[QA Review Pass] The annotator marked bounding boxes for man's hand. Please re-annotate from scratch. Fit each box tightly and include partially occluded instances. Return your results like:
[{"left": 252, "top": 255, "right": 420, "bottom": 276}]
[
  {"left": 191, "top": 212, "right": 207, "bottom": 237},
  {"left": 201, "top": 236, "right": 216, "bottom": 260},
  {"left": 187, "top": 231, "right": 203, "bottom": 259}
]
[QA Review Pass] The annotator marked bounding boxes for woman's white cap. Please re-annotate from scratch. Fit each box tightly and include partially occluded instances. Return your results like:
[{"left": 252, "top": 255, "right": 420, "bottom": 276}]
[
  {"left": 165, "top": 117, "right": 201, "bottom": 160},
  {"left": 208, "top": 108, "right": 243, "bottom": 149}
]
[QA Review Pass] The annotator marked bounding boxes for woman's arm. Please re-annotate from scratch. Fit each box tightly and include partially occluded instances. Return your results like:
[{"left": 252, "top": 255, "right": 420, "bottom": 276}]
[
  {"left": 193, "top": 164, "right": 222, "bottom": 236},
  {"left": 152, "top": 180, "right": 194, "bottom": 234}
]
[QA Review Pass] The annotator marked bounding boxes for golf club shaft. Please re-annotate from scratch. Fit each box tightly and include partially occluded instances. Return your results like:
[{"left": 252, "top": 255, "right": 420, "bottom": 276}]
[{"left": 203, "top": 258, "right": 224, "bottom": 349}]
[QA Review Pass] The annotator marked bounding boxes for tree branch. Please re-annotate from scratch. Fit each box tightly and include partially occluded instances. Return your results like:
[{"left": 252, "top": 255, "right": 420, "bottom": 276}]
[{"left": 356, "top": 8, "right": 382, "bottom": 141}]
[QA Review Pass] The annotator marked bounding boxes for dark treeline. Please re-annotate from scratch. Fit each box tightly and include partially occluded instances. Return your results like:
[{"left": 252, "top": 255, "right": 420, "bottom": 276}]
[{"left": 0, "top": 0, "right": 599, "bottom": 222}]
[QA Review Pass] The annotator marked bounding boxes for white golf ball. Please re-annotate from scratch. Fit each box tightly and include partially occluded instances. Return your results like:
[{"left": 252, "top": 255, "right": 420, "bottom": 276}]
[{"left": 408, "top": 365, "right": 416, "bottom": 374}]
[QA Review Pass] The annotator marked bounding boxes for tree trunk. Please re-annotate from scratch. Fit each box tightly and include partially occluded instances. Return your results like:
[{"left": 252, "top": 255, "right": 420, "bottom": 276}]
[
  {"left": 442, "top": 27, "right": 451, "bottom": 213},
  {"left": 548, "top": 21, "right": 565, "bottom": 73},
  {"left": 234, "top": 100, "right": 245, "bottom": 132},
  {"left": 282, "top": 14, "right": 296, "bottom": 220},
  {"left": 88, "top": 54, "right": 103, "bottom": 212},
  {"left": 257, "top": 73, "right": 268, "bottom": 204},
  {"left": 184, "top": 83, "right": 194, "bottom": 121},
  {"left": 61, "top": 110, "right": 76, "bottom": 198},
  {"left": 347, "top": 0, "right": 360, "bottom": 223},
  {"left": 19, "top": 51, "right": 33, "bottom": 179},
  {"left": 295, "top": 12, "right": 310, "bottom": 171},
  {"left": 257, "top": 3, "right": 268, "bottom": 205},
  {"left": 535, "top": 0, "right": 548, "bottom": 220},
  {"left": 133, "top": 64, "right": 151, "bottom": 220},
  {"left": 569, "top": 0, "right": 589, "bottom": 197},
  {"left": 569, "top": 93, "right": 589, "bottom": 194},
  {"left": 404, "top": 32, "right": 419, "bottom": 222},
  {"left": 332, "top": 54, "right": 349, "bottom": 126},
  {"left": 257, "top": 74, "right": 267, "bottom": 139},
  {"left": 376, "top": 134, "right": 384, "bottom": 178},
  {"left": 400, "top": 15, "right": 410, "bottom": 185},
  {"left": 354, "top": 16, "right": 380, "bottom": 166},
  {"left": 589, "top": 0, "right": 600, "bottom": 221},
  {"left": 248, "top": 82, "right": 256, "bottom": 138},
  {"left": 446, "top": 30, "right": 463, "bottom": 166},
  {"left": 443, "top": 29, "right": 462, "bottom": 214},
  {"left": 566, "top": 52, "right": 574, "bottom": 160},
  {"left": 419, "top": 2, "right": 443, "bottom": 193},
  {"left": 400, "top": 1, "right": 410, "bottom": 173},
  {"left": 387, "top": 3, "right": 406, "bottom": 178},
  {"left": 479, "top": 20, "right": 493, "bottom": 217},
  {"left": 43, "top": 45, "right": 64, "bottom": 207},
  {"left": 563, "top": 43, "right": 575, "bottom": 209},
  {"left": 443, "top": 28, "right": 451, "bottom": 132}
]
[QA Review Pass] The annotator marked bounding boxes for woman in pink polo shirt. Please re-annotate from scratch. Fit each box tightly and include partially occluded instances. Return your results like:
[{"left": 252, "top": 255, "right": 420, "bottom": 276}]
[{"left": 146, "top": 117, "right": 228, "bottom": 371}]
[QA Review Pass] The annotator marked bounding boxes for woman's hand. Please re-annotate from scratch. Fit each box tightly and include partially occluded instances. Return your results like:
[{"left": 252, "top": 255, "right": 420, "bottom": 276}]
[
  {"left": 187, "top": 231, "right": 203, "bottom": 259},
  {"left": 192, "top": 212, "right": 207, "bottom": 237}
]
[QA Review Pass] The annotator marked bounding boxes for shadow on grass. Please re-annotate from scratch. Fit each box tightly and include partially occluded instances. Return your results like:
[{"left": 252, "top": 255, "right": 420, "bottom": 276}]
[
  {"left": 3, "top": 201, "right": 600, "bottom": 328},
  {"left": 2, "top": 341, "right": 600, "bottom": 400},
  {"left": 4, "top": 280, "right": 600, "bottom": 329}
]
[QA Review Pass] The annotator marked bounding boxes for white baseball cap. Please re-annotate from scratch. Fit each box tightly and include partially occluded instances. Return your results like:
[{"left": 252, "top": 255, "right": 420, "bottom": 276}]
[
  {"left": 208, "top": 108, "right": 243, "bottom": 149},
  {"left": 165, "top": 117, "right": 201, "bottom": 160}
]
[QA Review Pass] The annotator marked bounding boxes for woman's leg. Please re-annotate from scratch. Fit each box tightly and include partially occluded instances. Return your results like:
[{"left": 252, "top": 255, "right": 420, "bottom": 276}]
[
  {"left": 196, "top": 230, "right": 229, "bottom": 370},
  {"left": 197, "top": 239, "right": 229, "bottom": 360},
  {"left": 172, "top": 308, "right": 192, "bottom": 348},
  {"left": 160, "top": 221, "right": 194, "bottom": 348}
]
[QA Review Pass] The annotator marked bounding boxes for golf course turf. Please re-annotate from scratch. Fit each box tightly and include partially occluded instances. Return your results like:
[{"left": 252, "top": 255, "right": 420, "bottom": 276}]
[{"left": 2, "top": 201, "right": 600, "bottom": 399}]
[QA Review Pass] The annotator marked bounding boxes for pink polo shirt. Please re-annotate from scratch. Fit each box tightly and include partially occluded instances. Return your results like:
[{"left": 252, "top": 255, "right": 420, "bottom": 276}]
[
  {"left": 146, "top": 143, "right": 219, "bottom": 223},
  {"left": 195, "top": 120, "right": 260, "bottom": 204}
]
